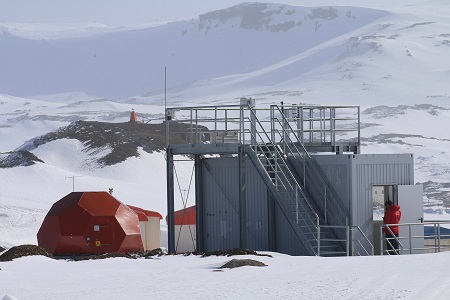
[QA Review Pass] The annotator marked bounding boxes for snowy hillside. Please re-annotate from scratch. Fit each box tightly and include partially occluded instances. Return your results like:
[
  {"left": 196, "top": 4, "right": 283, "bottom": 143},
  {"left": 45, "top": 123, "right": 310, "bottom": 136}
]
[
  {"left": 1, "top": 3, "right": 391, "bottom": 100},
  {"left": 1, "top": 2, "right": 449, "bottom": 106}
]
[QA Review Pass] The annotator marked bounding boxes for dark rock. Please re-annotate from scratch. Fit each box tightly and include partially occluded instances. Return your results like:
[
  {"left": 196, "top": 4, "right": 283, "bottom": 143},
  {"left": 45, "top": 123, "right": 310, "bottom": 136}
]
[
  {"left": 220, "top": 258, "right": 267, "bottom": 269},
  {"left": 0, "top": 244, "right": 53, "bottom": 261},
  {"left": 143, "top": 248, "right": 165, "bottom": 257},
  {"left": 0, "top": 150, "right": 44, "bottom": 168},
  {"left": 0, "top": 120, "right": 208, "bottom": 168}
]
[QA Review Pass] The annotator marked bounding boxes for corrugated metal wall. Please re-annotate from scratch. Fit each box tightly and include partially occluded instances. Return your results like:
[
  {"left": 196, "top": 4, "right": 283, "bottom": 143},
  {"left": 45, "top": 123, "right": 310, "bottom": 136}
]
[
  {"left": 202, "top": 158, "right": 240, "bottom": 251},
  {"left": 245, "top": 162, "right": 269, "bottom": 250},
  {"left": 200, "top": 156, "right": 311, "bottom": 255},
  {"left": 313, "top": 154, "right": 414, "bottom": 254},
  {"left": 201, "top": 157, "right": 269, "bottom": 252}
]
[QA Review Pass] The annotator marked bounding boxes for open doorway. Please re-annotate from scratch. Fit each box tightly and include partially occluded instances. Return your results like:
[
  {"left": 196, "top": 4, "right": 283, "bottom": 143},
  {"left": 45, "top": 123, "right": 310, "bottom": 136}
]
[
  {"left": 372, "top": 184, "right": 397, "bottom": 255},
  {"left": 372, "top": 185, "right": 396, "bottom": 221}
]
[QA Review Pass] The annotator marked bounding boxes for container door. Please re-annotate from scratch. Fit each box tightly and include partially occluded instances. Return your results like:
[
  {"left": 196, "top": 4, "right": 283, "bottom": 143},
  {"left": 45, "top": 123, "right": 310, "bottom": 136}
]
[{"left": 398, "top": 184, "right": 424, "bottom": 254}]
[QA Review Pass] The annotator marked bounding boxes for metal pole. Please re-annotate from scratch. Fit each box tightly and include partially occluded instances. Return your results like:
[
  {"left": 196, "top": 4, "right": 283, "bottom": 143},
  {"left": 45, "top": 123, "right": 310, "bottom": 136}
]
[
  {"left": 330, "top": 107, "right": 333, "bottom": 146},
  {"left": 296, "top": 187, "right": 299, "bottom": 224},
  {"left": 309, "top": 109, "right": 313, "bottom": 143},
  {"left": 317, "top": 221, "right": 320, "bottom": 256},
  {"left": 320, "top": 108, "right": 324, "bottom": 143},
  {"left": 195, "top": 155, "right": 203, "bottom": 253},
  {"left": 380, "top": 226, "right": 384, "bottom": 255},
  {"left": 282, "top": 104, "right": 287, "bottom": 154},
  {"left": 65, "top": 175, "right": 81, "bottom": 192},
  {"left": 190, "top": 109, "right": 193, "bottom": 144},
  {"left": 239, "top": 106, "right": 242, "bottom": 144},
  {"left": 346, "top": 225, "right": 350, "bottom": 256},
  {"left": 300, "top": 106, "right": 304, "bottom": 144},
  {"left": 324, "top": 185, "right": 327, "bottom": 223},
  {"left": 357, "top": 106, "right": 360, "bottom": 153},
  {"left": 438, "top": 223, "right": 441, "bottom": 252},
  {"left": 239, "top": 145, "right": 247, "bottom": 249},
  {"left": 303, "top": 154, "right": 306, "bottom": 189},
  {"left": 195, "top": 110, "right": 199, "bottom": 143},
  {"left": 164, "top": 67, "right": 166, "bottom": 109},
  {"left": 270, "top": 106, "right": 275, "bottom": 143},
  {"left": 166, "top": 147, "right": 175, "bottom": 254},
  {"left": 164, "top": 67, "right": 168, "bottom": 148},
  {"left": 409, "top": 224, "right": 412, "bottom": 254},
  {"left": 250, "top": 108, "right": 256, "bottom": 146},
  {"left": 434, "top": 223, "right": 437, "bottom": 253}
]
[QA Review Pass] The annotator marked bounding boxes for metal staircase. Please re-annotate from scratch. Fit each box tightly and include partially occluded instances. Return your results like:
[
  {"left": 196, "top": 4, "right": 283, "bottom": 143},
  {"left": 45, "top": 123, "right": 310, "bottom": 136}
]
[
  {"left": 243, "top": 105, "right": 349, "bottom": 256},
  {"left": 270, "top": 105, "right": 352, "bottom": 253}
]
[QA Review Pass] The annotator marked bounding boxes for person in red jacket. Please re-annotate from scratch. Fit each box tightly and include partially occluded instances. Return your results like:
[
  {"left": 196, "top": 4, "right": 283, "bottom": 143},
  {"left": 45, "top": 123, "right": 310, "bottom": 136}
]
[{"left": 383, "top": 200, "right": 402, "bottom": 255}]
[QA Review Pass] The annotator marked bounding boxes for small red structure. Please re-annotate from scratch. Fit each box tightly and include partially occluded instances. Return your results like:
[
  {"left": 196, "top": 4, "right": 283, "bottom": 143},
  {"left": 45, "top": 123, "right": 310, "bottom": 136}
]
[
  {"left": 130, "top": 109, "right": 138, "bottom": 122},
  {"left": 167, "top": 205, "right": 196, "bottom": 226},
  {"left": 37, "top": 192, "right": 143, "bottom": 255},
  {"left": 128, "top": 205, "right": 163, "bottom": 220},
  {"left": 166, "top": 206, "right": 196, "bottom": 253}
]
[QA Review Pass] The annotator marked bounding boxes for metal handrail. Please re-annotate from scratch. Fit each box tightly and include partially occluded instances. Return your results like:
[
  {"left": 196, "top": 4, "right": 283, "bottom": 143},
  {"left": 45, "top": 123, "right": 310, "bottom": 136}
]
[
  {"left": 351, "top": 226, "right": 374, "bottom": 256},
  {"left": 317, "top": 225, "right": 349, "bottom": 256},
  {"left": 275, "top": 105, "right": 360, "bottom": 146},
  {"left": 317, "top": 225, "right": 375, "bottom": 256},
  {"left": 380, "top": 224, "right": 404, "bottom": 255},
  {"left": 380, "top": 222, "right": 450, "bottom": 255}
]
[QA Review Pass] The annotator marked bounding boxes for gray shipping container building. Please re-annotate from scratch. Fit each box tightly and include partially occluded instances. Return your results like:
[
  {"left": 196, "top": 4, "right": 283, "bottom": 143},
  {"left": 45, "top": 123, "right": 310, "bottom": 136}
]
[{"left": 197, "top": 154, "right": 414, "bottom": 255}]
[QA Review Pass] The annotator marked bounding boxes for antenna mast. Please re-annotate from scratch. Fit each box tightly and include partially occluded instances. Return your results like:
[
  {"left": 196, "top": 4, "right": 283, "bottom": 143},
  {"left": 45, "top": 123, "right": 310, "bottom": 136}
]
[{"left": 65, "top": 175, "right": 82, "bottom": 192}]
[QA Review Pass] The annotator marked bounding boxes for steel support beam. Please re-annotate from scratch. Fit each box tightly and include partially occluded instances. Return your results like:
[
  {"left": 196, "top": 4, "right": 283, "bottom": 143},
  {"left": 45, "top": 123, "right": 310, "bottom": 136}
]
[
  {"left": 195, "top": 155, "right": 204, "bottom": 253},
  {"left": 166, "top": 147, "right": 175, "bottom": 254},
  {"left": 239, "top": 145, "right": 247, "bottom": 249}
]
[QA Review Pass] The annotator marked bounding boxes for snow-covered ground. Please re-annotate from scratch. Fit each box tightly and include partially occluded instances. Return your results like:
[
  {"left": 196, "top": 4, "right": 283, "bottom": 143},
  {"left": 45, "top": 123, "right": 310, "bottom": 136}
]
[{"left": 1, "top": 251, "right": 450, "bottom": 300}]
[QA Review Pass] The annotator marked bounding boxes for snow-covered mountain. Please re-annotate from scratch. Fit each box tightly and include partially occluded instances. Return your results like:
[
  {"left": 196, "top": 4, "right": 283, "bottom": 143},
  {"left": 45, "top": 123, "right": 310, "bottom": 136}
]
[
  {"left": 1, "top": 2, "right": 449, "bottom": 105},
  {"left": 0, "top": 3, "right": 409, "bottom": 100},
  {"left": 1, "top": 1, "right": 450, "bottom": 250}
]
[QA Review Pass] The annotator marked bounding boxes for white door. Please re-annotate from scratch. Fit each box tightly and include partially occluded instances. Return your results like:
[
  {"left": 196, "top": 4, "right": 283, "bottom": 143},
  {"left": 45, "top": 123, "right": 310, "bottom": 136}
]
[{"left": 397, "top": 184, "right": 424, "bottom": 254}]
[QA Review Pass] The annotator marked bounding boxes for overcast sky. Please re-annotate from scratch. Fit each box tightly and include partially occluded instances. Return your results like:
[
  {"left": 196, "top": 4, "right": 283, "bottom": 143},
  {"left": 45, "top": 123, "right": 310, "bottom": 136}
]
[{"left": 0, "top": 0, "right": 425, "bottom": 25}]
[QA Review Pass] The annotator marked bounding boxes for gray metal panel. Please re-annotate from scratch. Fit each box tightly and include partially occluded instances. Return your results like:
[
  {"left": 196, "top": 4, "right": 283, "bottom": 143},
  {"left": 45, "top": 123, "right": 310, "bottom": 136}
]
[
  {"left": 244, "top": 160, "right": 269, "bottom": 250},
  {"left": 201, "top": 157, "right": 270, "bottom": 252},
  {"left": 202, "top": 158, "right": 241, "bottom": 251},
  {"left": 274, "top": 204, "right": 309, "bottom": 255}
]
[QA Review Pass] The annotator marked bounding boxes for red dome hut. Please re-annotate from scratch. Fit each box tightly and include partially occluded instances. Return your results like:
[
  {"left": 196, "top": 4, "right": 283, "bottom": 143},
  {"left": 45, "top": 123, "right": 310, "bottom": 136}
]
[{"left": 37, "top": 191, "right": 143, "bottom": 255}]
